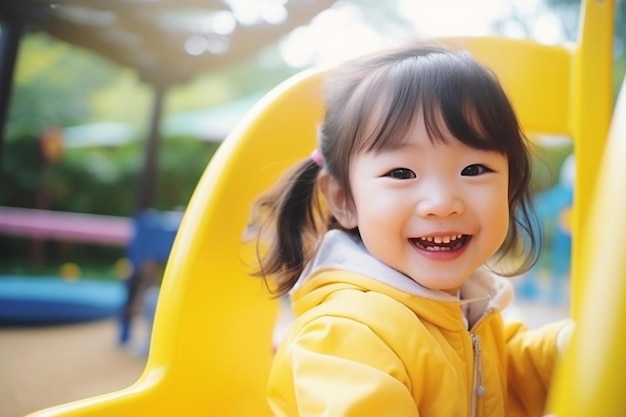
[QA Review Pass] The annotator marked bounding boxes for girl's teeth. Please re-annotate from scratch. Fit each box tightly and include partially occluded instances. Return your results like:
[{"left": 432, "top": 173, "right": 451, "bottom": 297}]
[{"left": 420, "top": 234, "right": 462, "bottom": 242}]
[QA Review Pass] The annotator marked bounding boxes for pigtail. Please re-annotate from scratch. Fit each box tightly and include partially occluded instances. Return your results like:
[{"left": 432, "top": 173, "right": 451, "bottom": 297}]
[{"left": 248, "top": 158, "right": 326, "bottom": 296}]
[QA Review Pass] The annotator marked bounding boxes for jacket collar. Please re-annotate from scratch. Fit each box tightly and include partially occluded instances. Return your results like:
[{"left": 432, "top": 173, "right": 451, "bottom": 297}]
[{"left": 294, "top": 230, "right": 513, "bottom": 326}]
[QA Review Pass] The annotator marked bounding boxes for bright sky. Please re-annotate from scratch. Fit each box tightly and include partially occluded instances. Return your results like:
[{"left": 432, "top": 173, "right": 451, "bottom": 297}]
[{"left": 278, "top": 0, "right": 565, "bottom": 68}]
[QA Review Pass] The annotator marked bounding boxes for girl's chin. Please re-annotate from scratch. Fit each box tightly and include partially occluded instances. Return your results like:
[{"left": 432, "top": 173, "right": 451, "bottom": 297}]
[{"left": 410, "top": 274, "right": 467, "bottom": 293}]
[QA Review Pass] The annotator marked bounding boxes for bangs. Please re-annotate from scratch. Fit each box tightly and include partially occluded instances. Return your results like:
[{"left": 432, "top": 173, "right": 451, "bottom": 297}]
[{"left": 348, "top": 51, "right": 522, "bottom": 156}]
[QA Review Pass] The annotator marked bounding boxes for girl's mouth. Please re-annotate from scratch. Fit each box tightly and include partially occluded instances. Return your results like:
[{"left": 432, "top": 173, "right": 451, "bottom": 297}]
[{"left": 410, "top": 234, "right": 469, "bottom": 252}]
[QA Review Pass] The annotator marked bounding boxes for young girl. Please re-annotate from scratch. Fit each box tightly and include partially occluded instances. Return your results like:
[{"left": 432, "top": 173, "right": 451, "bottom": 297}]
[{"left": 249, "top": 45, "right": 571, "bottom": 417}]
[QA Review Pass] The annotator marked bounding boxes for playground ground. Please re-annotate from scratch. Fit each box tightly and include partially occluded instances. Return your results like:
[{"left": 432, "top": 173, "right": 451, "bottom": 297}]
[
  {"left": 0, "top": 296, "right": 568, "bottom": 417},
  {"left": 0, "top": 319, "right": 147, "bottom": 417}
]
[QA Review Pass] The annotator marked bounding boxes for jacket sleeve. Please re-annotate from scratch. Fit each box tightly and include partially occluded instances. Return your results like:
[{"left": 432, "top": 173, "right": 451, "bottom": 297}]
[
  {"left": 504, "top": 319, "right": 572, "bottom": 416},
  {"left": 268, "top": 315, "right": 420, "bottom": 417}
]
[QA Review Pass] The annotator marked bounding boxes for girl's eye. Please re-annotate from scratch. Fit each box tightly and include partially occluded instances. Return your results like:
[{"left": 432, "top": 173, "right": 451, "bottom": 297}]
[
  {"left": 386, "top": 168, "right": 416, "bottom": 179},
  {"left": 461, "top": 164, "right": 492, "bottom": 176}
]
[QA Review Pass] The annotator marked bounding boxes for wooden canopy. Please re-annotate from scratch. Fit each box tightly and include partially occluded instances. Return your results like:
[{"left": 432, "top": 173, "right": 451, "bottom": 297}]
[{"left": 0, "top": 0, "right": 338, "bottom": 86}]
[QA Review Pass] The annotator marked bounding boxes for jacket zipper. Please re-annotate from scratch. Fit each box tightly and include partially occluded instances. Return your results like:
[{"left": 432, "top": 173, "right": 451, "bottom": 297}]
[
  {"left": 469, "top": 332, "right": 485, "bottom": 417},
  {"left": 462, "top": 302, "right": 493, "bottom": 417},
  {"left": 468, "top": 308, "right": 494, "bottom": 417}
]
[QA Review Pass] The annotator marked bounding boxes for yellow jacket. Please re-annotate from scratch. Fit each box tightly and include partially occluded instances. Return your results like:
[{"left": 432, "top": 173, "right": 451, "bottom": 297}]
[{"left": 268, "top": 231, "right": 566, "bottom": 417}]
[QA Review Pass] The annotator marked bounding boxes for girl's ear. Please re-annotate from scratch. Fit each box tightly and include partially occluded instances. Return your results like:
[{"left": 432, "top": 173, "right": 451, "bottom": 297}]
[{"left": 319, "top": 172, "right": 358, "bottom": 229}]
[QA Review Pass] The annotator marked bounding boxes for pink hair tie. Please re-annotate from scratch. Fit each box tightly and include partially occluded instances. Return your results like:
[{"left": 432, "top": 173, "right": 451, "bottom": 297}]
[{"left": 310, "top": 149, "right": 324, "bottom": 167}]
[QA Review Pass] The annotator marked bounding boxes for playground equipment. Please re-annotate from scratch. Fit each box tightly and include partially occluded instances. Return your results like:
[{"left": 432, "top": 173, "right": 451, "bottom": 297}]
[
  {"left": 26, "top": 0, "right": 621, "bottom": 415},
  {"left": 118, "top": 209, "right": 182, "bottom": 351},
  {"left": 0, "top": 206, "right": 132, "bottom": 246},
  {"left": 0, "top": 277, "right": 124, "bottom": 325},
  {"left": 517, "top": 154, "right": 574, "bottom": 305},
  {"left": 0, "top": 207, "right": 177, "bottom": 327},
  {"left": 548, "top": 51, "right": 626, "bottom": 416}
]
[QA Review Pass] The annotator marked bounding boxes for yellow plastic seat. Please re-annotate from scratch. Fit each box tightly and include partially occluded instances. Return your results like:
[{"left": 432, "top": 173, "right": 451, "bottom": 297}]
[{"left": 28, "top": 1, "right": 615, "bottom": 415}]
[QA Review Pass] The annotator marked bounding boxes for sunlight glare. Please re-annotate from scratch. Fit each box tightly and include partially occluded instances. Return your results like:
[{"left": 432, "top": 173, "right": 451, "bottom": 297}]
[
  {"left": 225, "top": 0, "right": 288, "bottom": 26},
  {"left": 280, "top": 4, "right": 387, "bottom": 68},
  {"left": 531, "top": 13, "right": 564, "bottom": 45},
  {"left": 398, "top": 0, "right": 508, "bottom": 37},
  {"left": 278, "top": 0, "right": 566, "bottom": 68}
]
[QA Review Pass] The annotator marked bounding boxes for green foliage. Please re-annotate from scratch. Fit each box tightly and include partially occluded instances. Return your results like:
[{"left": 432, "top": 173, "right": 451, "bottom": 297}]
[
  {"left": 615, "top": 58, "right": 626, "bottom": 96},
  {"left": 0, "top": 134, "right": 42, "bottom": 207},
  {"left": 166, "top": 52, "right": 298, "bottom": 114},
  {"left": 44, "top": 136, "right": 218, "bottom": 215},
  {"left": 1, "top": 132, "right": 216, "bottom": 215},
  {"left": 89, "top": 71, "right": 152, "bottom": 124},
  {"left": 7, "top": 33, "right": 120, "bottom": 139},
  {"left": 47, "top": 145, "right": 139, "bottom": 215},
  {"left": 0, "top": 135, "right": 217, "bottom": 278},
  {"left": 154, "top": 136, "right": 219, "bottom": 211},
  {"left": 2, "top": 30, "right": 237, "bottom": 215},
  {"left": 530, "top": 141, "right": 574, "bottom": 193}
]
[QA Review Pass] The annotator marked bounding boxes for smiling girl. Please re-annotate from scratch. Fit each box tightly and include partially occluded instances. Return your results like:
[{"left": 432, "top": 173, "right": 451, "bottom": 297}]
[{"left": 249, "top": 45, "right": 571, "bottom": 417}]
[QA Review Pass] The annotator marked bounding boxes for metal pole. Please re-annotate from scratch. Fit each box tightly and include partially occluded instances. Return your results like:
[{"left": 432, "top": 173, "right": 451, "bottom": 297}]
[
  {"left": 135, "top": 85, "right": 166, "bottom": 212},
  {"left": 0, "top": 20, "right": 24, "bottom": 166}
]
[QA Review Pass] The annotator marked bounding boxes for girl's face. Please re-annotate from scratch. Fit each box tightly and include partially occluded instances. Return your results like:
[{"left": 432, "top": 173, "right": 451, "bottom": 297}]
[{"left": 334, "top": 113, "right": 510, "bottom": 295}]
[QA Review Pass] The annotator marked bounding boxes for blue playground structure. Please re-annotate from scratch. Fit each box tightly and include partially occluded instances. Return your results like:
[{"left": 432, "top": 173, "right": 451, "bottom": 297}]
[
  {"left": 118, "top": 209, "right": 182, "bottom": 350},
  {"left": 517, "top": 154, "right": 574, "bottom": 305},
  {"left": 0, "top": 277, "right": 125, "bottom": 325}
]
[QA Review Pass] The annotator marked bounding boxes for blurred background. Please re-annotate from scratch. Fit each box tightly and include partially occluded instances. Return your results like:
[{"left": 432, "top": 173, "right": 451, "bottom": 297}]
[{"left": 0, "top": 0, "right": 624, "bottom": 416}]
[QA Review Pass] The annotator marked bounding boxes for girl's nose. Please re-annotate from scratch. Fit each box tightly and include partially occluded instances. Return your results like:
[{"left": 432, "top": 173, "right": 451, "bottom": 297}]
[{"left": 415, "top": 181, "right": 465, "bottom": 218}]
